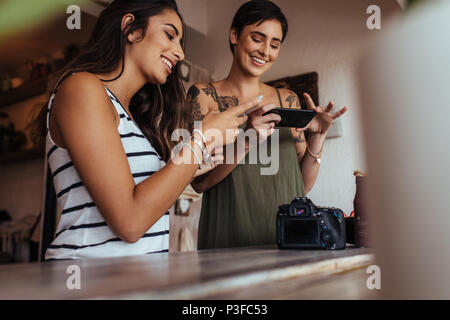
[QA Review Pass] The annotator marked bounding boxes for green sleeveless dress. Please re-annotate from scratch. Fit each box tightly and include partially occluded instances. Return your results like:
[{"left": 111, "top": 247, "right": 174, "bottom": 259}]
[{"left": 197, "top": 86, "right": 306, "bottom": 249}]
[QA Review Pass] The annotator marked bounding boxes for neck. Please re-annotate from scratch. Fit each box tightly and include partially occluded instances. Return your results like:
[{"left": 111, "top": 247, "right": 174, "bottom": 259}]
[
  {"left": 99, "top": 58, "right": 147, "bottom": 110},
  {"left": 225, "top": 60, "right": 263, "bottom": 99}
]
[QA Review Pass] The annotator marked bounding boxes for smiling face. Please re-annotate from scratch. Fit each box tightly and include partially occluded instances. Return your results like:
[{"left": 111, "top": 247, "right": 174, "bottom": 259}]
[
  {"left": 230, "top": 19, "right": 283, "bottom": 77},
  {"left": 126, "top": 9, "right": 185, "bottom": 84}
]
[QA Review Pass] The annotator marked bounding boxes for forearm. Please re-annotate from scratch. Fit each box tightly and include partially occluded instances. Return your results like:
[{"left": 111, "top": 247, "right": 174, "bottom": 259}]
[
  {"left": 192, "top": 163, "right": 239, "bottom": 193},
  {"left": 123, "top": 141, "right": 203, "bottom": 242},
  {"left": 300, "top": 133, "right": 326, "bottom": 194},
  {"left": 192, "top": 134, "right": 251, "bottom": 193}
]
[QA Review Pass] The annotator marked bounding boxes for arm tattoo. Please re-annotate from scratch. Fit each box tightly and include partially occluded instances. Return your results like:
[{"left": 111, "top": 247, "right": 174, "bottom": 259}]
[
  {"left": 285, "top": 94, "right": 296, "bottom": 109},
  {"left": 285, "top": 91, "right": 301, "bottom": 109},
  {"left": 187, "top": 86, "right": 204, "bottom": 129},
  {"left": 201, "top": 85, "right": 216, "bottom": 101},
  {"left": 202, "top": 84, "right": 239, "bottom": 112}
]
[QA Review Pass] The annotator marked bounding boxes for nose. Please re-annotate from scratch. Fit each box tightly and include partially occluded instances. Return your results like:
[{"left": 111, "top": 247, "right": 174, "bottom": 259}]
[
  {"left": 258, "top": 41, "right": 270, "bottom": 58},
  {"left": 173, "top": 41, "right": 185, "bottom": 62}
]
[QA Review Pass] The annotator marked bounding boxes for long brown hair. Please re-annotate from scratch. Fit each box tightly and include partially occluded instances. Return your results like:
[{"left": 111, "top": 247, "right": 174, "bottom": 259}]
[{"left": 35, "top": 0, "right": 189, "bottom": 161}]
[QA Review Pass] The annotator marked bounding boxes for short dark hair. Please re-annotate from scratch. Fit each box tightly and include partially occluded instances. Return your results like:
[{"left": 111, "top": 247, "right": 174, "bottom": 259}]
[{"left": 229, "top": 0, "right": 288, "bottom": 54}]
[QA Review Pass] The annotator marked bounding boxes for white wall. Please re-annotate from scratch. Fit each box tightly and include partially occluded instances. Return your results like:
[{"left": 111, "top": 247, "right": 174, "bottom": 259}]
[
  {"left": 185, "top": 0, "right": 402, "bottom": 215},
  {"left": 177, "top": 0, "right": 209, "bottom": 35}
]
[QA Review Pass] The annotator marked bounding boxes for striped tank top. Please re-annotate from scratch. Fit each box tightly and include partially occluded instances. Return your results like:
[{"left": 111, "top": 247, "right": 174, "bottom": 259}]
[{"left": 45, "top": 84, "right": 170, "bottom": 260}]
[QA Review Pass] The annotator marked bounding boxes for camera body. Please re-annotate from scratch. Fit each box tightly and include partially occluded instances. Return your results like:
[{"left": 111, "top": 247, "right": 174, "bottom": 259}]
[{"left": 276, "top": 197, "right": 346, "bottom": 250}]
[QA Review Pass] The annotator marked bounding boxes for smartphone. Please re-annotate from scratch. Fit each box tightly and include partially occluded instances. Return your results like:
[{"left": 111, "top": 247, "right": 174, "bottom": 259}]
[{"left": 262, "top": 108, "right": 317, "bottom": 128}]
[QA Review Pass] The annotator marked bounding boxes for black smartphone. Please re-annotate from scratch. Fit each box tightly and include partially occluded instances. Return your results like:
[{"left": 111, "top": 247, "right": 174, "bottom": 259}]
[{"left": 262, "top": 108, "right": 317, "bottom": 128}]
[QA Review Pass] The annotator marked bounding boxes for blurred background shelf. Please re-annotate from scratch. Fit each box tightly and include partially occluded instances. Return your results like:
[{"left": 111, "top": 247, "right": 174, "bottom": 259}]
[
  {"left": 0, "top": 147, "right": 44, "bottom": 164},
  {"left": 0, "top": 77, "right": 48, "bottom": 109}
]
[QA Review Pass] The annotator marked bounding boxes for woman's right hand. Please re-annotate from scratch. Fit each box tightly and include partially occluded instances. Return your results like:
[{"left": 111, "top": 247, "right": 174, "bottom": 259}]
[
  {"left": 245, "top": 104, "right": 281, "bottom": 141},
  {"left": 199, "top": 95, "right": 265, "bottom": 148}
]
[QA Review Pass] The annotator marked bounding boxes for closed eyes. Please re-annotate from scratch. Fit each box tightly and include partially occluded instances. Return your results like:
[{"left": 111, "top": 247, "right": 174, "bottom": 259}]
[
  {"left": 165, "top": 31, "right": 175, "bottom": 40},
  {"left": 251, "top": 36, "right": 280, "bottom": 49}
]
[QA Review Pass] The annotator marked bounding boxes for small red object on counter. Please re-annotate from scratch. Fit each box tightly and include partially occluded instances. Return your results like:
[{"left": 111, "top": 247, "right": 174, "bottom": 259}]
[{"left": 353, "top": 170, "right": 368, "bottom": 177}]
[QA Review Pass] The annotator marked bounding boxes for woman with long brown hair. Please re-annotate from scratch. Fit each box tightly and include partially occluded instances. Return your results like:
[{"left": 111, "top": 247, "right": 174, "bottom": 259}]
[{"left": 36, "top": 0, "right": 260, "bottom": 260}]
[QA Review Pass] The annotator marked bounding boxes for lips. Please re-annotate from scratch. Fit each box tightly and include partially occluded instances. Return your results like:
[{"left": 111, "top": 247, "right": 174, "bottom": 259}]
[
  {"left": 250, "top": 56, "right": 268, "bottom": 66},
  {"left": 161, "top": 55, "right": 175, "bottom": 74}
]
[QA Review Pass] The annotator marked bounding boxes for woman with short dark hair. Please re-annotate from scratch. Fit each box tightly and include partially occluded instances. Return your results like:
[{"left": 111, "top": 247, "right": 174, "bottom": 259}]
[{"left": 189, "top": 0, "right": 347, "bottom": 249}]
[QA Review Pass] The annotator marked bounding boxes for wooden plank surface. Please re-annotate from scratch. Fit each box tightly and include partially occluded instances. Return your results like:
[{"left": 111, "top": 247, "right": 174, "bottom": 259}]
[
  {"left": 0, "top": 246, "right": 373, "bottom": 300},
  {"left": 202, "top": 267, "right": 380, "bottom": 300}
]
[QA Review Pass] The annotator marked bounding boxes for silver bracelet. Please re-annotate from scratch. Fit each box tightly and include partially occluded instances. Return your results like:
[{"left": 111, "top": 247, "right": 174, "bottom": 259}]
[
  {"left": 193, "top": 129, "right": 207, "bottom": 145},
  {"left": 192, "top": 137, "right": 211, "bottom": 164},
  {"left": 182, "top": 142, "right": 202, "bottom": 169},
  {"left": 192, "top": 137, "right": 205, "bottom": 152}
]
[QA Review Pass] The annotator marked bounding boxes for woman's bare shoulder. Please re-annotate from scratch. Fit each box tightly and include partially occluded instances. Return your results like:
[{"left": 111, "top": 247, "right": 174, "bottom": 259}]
[
  {"left": 56, "top": 72, "right": 105, "bottom": 96},
  {"left": 263, "top": 83, "right": 296, "bottom": 97},
  {"left": 51, "top": 72, "right": 115, "bottom": 125},
  {"left": 187, "top": 82, "right": 221, "bottom": 113},
  {"left": 267, "top": 85, "right": 300, "bottom": 109},
  {"left": 188, "top": 82, "right": 219, "bottom": 96}
]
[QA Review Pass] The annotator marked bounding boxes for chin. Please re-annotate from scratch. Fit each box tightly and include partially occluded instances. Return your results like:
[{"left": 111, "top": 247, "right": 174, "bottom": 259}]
[
  {"left": 243, "top": 61, "right": 272, "bottom": 77},
  {"left": 146, "top": 73, "right": 168, "bottom": 85},
  {"left": 245, "top": 65, "right": 269, "bottom": 78},
  {"left": 157, "top": 76, "right": 169, "bottom": 85}
]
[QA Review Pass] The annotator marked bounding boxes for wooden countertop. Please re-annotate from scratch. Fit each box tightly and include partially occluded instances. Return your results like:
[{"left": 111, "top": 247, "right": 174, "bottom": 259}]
[{"left": 0, "top": 245, "right": 376, "bottom": 299}]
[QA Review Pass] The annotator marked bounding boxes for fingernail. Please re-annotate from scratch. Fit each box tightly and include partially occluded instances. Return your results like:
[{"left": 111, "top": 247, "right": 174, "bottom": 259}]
[{"left": 257, "top": 94, "right": 263, "bottom": 101}]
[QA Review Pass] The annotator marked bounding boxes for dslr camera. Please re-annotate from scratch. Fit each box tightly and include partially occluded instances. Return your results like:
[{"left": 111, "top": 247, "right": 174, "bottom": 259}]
[{"left": 276, "top": 197, "right": 346, "bottom": 250}]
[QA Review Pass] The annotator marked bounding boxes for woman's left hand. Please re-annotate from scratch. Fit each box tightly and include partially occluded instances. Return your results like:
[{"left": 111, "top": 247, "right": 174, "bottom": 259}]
[{"left": 296, "top": 93, "right": 348, "bottom": 135}]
